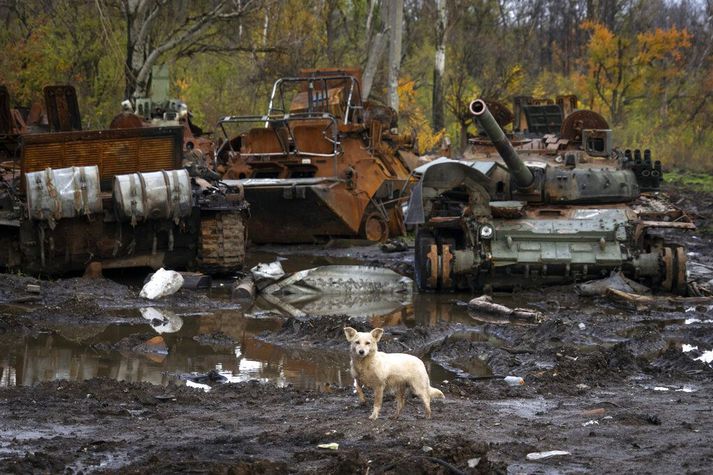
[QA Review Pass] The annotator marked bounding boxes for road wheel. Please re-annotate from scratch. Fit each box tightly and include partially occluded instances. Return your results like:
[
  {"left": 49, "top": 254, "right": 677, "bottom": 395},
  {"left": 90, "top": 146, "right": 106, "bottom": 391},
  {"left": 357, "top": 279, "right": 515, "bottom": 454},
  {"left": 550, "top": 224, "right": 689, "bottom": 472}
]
[{"left": 360, "top": 211, "right": 389, "bottom": 243}]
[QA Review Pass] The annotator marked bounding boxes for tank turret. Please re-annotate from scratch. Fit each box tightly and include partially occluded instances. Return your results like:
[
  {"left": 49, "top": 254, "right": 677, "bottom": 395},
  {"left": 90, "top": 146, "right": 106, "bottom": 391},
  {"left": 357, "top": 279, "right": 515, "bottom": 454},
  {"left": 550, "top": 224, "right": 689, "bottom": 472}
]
[{"left": 469, "top": 98, "right": 640, "bottom": 205}]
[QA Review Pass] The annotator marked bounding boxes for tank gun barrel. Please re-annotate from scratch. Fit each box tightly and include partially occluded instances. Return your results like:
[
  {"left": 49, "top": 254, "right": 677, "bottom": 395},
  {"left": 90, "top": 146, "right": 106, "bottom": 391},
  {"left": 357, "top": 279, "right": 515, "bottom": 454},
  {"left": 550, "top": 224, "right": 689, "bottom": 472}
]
[{"left": 469, "top": 99, "right": 534, "bottom": 189}]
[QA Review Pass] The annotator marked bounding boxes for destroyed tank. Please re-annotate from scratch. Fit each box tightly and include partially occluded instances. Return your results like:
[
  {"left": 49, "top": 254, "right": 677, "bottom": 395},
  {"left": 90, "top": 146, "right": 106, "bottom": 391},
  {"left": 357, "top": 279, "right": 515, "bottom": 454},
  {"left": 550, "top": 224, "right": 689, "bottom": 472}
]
[
  {"left": 406, "top": 98, "right": 694, "bottom": 294},
  {"left": 0, "top": 85, "right": 248, "bottom": 275},
  {"left": 216, "top": 69, "right": 415, "bottom": 243}
]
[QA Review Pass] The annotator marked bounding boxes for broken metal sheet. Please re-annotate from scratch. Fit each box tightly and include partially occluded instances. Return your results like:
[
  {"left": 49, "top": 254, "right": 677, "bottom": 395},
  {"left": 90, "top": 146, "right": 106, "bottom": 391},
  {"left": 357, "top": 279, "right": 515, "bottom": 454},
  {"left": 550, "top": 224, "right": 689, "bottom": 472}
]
[
  {"left": 253, "top": 292, "right": 409, "bottom": 318},
  {"left": 254, "top": 265, "right": 412, "bottom": 317},
  {"left": 576, "top": 272, "right": 651, "bottom": 297},
  {"left": 262, "top": 265, "right": 412, "bottom": 296}
]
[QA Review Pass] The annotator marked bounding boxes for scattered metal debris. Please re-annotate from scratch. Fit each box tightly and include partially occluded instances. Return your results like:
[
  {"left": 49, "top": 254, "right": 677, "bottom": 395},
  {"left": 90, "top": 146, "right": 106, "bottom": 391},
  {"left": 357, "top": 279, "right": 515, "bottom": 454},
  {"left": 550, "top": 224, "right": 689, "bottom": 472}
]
[{"left": 256, "top": 265, "right": 412, "bottom": 317}]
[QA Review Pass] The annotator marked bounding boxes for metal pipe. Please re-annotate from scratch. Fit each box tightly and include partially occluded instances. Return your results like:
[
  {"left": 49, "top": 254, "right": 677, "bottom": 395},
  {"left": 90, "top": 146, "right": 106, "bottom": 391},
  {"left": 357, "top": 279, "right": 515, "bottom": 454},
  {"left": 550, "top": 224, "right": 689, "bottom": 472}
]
[{"left": 469, "top": 99, "right": 534, "bottom": 189}]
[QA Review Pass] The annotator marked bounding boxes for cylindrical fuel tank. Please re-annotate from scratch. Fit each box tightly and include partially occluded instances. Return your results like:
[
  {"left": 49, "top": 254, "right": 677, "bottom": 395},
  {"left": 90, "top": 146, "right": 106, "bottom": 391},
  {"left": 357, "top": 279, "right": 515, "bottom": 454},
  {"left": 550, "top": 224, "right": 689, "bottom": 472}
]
[
  {"left": 113, "top": 169, "right": 192, "bottom": 223},
  {"left": 25, "top": 166, "right": 102, "bottom": 221}
]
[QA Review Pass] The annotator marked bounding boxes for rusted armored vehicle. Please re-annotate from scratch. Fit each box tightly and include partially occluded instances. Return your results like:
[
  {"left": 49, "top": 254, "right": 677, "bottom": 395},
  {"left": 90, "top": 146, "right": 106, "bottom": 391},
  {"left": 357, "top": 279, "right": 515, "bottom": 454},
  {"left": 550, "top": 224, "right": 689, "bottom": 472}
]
[
  {"left": 0, "top": 85, "right": 247, "bottom": 275},
  {"left": 216, "top": 69, "right": 414, "bottom": 243},
  {"left": 407, "top": 98, "right": 693, "bottom": 294}
]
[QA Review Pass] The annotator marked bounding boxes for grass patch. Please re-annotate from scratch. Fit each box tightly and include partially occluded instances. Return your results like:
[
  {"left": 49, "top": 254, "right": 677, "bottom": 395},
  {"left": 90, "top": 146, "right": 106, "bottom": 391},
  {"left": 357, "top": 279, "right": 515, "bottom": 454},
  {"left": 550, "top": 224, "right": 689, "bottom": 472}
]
[{"left": 664, "top": 169, "right": 713, "bottom": 192}]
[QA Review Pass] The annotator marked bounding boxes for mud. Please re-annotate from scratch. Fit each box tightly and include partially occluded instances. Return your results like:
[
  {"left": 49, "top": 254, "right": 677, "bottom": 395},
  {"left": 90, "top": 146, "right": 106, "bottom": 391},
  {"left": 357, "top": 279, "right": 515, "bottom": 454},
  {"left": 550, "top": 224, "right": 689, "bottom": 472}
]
[{"left": 2, "top": 185, "right": 713, "bottom": 473}]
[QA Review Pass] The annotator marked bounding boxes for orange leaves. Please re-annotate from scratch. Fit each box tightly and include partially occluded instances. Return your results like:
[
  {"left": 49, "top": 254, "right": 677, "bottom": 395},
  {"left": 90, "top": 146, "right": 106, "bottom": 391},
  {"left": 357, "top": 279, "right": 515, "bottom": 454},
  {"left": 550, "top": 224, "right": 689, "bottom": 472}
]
[
  {"left": 636, "top": 27, "right": 691, "bottom": 65},
  {"left": 580, "top": 21, "right": 693, "bottom": 124}
]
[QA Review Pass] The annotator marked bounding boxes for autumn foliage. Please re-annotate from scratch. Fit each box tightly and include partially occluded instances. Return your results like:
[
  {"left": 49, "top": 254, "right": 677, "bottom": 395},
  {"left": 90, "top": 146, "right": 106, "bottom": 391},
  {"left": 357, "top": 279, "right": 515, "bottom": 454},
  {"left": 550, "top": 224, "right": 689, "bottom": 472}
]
[{"left": 0, "top": 1, "right": 710, "bottom": 170}]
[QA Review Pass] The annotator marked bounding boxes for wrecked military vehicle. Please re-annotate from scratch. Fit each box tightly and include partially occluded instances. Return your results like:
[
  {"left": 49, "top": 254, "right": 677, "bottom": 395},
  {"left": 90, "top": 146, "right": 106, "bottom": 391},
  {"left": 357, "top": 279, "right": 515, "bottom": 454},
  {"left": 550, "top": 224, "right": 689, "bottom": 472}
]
[
  {"left": 407, "top": 98, "right": 694, "bottom": 294},
  {"left": 216, "top": 69, "right": 415, "bottom": 243},
  {"left": 0, "top": 85, "right": 247, "bottom": 275}
]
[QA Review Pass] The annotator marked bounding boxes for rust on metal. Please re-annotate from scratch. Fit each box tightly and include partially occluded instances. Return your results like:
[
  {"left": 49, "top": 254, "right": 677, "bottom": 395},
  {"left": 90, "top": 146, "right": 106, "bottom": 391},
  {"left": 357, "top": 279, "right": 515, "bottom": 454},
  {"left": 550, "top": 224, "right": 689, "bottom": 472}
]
[
  {"left": 0, "top": 84, "right": 248, "bottom": 275},
  {"left": 217, "top": 68, "right": 414, "bottom": 243}
]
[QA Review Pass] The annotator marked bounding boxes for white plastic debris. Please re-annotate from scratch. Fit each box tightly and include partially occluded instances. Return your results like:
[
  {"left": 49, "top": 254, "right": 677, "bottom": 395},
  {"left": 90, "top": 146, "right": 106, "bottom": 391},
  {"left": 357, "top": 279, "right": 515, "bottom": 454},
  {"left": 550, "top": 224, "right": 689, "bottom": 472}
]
[
  {"left": 317, "top": 443, "right": 339, "bottom": 450},
  {"left": 526, "top": 450, "right": 571, "bottom": 460},
  {"left": 251, "top": 261, "right": 285, "bottom": 281},
  {"left": 504, "top": 376, "right": 525, "bottom": 386},
  {"left": 139, "top": 268, "right": 184, "bottom": 299}
]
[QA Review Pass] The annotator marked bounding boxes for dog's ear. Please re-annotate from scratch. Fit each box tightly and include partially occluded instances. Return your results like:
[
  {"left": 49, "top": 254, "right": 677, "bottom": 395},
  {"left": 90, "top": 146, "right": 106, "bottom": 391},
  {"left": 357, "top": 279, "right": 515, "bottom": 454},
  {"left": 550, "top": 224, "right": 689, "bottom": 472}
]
[
  {"left": 370, "top": 328, "right": 384, "bottom": 342},
  {"left": 344, "top": 327, "right": 358, "bottom": 342}
]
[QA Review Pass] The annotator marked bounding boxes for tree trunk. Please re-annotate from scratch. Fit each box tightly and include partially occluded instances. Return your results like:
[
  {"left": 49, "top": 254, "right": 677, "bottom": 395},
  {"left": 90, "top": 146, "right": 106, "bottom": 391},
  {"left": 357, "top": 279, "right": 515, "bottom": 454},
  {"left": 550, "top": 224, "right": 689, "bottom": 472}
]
[
  {"left": 362, "top": 30, "right": 388, "bottom": 100},
  {"left": 386, "top": 0, "right": 403, "bottom": 113},
  {"left": 124, "top": 0, "right": 151, "bottom": 99},
  {"left": 432, "top": 0, "right": 447, "bottom": 131},
  {"left": 460, "top": 121, "right": 469, "bottom": 153}
]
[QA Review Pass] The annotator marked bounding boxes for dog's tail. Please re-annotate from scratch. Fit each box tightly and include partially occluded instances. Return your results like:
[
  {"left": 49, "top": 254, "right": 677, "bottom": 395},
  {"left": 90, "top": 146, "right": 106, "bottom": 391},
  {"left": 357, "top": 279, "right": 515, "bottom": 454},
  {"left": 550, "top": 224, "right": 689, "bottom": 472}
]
[{"left": 429, "top": 387, "right": 445, "bottom": 399}]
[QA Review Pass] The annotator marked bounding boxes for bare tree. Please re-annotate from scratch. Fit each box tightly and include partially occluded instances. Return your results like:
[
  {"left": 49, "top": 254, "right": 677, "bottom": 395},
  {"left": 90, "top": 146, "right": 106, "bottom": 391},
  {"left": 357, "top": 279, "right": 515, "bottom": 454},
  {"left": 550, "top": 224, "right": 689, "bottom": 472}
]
[
  {"left": 431, "top": 0, "right": 447, "bottom": 130},
  {"left": 386, "top": 0, "right": 403, "bottom": 112},
  {"left": 362, "top": 0, "right": 387, "bottom": 100},
  {"left": 120, "top": 0, "right": 260, "bottom": 99}
]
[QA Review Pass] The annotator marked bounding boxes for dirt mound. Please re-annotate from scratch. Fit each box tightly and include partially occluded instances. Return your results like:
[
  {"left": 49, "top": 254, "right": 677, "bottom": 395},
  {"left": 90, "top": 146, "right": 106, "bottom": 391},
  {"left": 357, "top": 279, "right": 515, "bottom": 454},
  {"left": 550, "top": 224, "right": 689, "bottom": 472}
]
[
  {"left": 648, "top": 346, "right": 713, "bottom": 377},
  {"left": 266, "top": 315, "right": 468, "bottom": 363},
  {"left": 120, "top": 456, "right": 289, "bottom": 474},
  {"left": 2, "top": 451, "right": 71, "bottom": 474},
  {"left": 275, "top": 315, "right": 372, "bottom": 344}
]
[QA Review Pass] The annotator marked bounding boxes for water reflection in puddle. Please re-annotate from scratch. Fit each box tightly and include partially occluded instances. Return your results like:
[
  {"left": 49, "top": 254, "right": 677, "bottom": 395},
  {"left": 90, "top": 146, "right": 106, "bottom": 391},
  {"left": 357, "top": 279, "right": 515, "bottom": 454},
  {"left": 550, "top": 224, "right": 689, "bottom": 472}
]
[{"left": 0, "top": 291, "right": 476, "bottom": 390}]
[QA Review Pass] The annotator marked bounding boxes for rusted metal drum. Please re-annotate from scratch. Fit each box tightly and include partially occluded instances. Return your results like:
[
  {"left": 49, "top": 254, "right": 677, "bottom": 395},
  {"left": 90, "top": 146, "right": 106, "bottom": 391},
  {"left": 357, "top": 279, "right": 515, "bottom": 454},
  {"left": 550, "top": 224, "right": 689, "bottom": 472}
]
[
  {"left": 113, "top": 169, "right": 192, "bottom": 224},
  {"left": 25, "top": 166, "right": 102, "bottom": 221}
]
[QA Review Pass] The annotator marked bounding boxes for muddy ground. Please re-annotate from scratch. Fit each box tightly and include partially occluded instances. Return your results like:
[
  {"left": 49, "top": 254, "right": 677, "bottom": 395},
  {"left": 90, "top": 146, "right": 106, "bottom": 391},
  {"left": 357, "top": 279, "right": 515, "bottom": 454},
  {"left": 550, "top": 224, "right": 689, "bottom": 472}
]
[{"left": 2, "top": 186, "right": 713, "bottom": 474}]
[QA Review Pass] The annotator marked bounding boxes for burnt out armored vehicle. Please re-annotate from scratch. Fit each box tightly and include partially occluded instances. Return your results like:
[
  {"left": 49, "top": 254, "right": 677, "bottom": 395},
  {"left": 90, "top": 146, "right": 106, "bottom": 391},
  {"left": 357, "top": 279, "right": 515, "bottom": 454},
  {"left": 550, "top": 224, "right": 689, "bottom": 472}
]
[
  {"left": 216, "top": 69, "right": 414, "bottom": 243},
  {"left": 0, "top": 85, "right": 247, "bottom": 275},
  {"left": 407, "top": 99, "right": 693, "bottom": 294}
]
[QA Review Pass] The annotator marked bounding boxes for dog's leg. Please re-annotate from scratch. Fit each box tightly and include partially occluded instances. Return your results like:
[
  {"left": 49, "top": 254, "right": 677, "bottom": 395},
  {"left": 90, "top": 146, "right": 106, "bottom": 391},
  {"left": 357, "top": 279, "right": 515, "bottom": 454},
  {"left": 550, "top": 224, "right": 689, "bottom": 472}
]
[
  {"left": 393, "top": 385, "right": 406, "bottom": 419},
  {"left": 354, "top": 379, "right": 367, "bottom": 405},
  {"left": 369, "top": 385, "right": 384, "bottom": 420},
  {"left": 414, "top": 388, "right": 432, "bottom": 418}
]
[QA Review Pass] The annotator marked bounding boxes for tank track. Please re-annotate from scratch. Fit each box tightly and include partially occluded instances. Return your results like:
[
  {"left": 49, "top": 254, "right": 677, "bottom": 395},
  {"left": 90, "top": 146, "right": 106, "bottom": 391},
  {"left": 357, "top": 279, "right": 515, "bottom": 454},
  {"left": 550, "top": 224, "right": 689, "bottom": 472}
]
[{"left": 197, "top": 211, "right": 246, "bottom": 274}]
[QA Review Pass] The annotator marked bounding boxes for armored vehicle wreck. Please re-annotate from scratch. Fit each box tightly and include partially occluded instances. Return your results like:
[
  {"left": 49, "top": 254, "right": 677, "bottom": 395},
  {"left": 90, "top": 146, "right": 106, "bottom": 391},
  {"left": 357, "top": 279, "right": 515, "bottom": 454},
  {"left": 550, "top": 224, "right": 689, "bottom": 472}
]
[
  {"left": 0, "top": 85, "right": 247, "bottom": 275},
  {"left": 216, "top": 69, "right": 414, "bottom": 243},
  {"left": 407, "top": 99, "right": 693, "bottom": 294}
]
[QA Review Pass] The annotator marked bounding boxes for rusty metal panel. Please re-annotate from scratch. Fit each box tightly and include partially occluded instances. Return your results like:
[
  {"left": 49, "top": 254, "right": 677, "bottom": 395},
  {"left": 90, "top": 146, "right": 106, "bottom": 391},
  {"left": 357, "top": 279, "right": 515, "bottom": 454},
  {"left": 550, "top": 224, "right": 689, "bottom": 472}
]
[
  {"left": 43, "top": 85, "right": 82, "bottom": 132},
  {"left": 20, "top": 127, "right": 183, "bottom": 185}
]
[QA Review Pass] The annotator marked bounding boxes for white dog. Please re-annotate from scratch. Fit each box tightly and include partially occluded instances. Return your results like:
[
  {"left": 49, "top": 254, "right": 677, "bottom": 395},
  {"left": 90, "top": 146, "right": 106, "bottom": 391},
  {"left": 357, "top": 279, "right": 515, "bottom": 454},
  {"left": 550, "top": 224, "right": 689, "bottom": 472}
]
[{"left": 344, "top": 327, "right": 444, "bottom": 420}]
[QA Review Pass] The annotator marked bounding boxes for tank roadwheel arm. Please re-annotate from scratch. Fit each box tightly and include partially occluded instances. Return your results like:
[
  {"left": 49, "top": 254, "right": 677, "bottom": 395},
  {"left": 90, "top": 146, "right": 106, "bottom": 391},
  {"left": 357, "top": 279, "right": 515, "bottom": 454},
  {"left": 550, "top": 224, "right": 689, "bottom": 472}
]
[
  {"left": 661, "top": 246, "right": 688, "bottom": 295},
  {"left": 360, "top": 210, "right": 389, "bottom": 243},
  {"left": 414, "top": 230, "right": 456, "bottom": 292},
  {"left": 673, "top": 246, "right": 688, "bottom": 295},
  {"left": 415, "top": 229, "right": 437, "bottom": 291}
]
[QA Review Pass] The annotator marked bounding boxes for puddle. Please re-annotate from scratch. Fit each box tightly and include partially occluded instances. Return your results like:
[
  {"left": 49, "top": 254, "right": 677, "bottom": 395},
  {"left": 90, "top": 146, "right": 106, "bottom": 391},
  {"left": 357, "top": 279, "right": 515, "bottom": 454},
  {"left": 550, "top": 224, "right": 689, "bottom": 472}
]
[{"left": 0, "top": 289, "right": 476, "bottom": 390}]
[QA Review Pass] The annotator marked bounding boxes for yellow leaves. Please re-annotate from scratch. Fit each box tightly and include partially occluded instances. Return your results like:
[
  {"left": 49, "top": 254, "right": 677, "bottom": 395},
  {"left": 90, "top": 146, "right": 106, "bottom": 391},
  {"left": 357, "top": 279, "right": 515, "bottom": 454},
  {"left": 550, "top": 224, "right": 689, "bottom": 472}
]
[
  {"left": 175, "top": 78, "right": 191, "bottom": 97},
  {"left": 398, "top": 77, "right": 445, "bottom": 155},
  {"left": 580, "top": 21, "right": 693, "bottom": 123}
]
